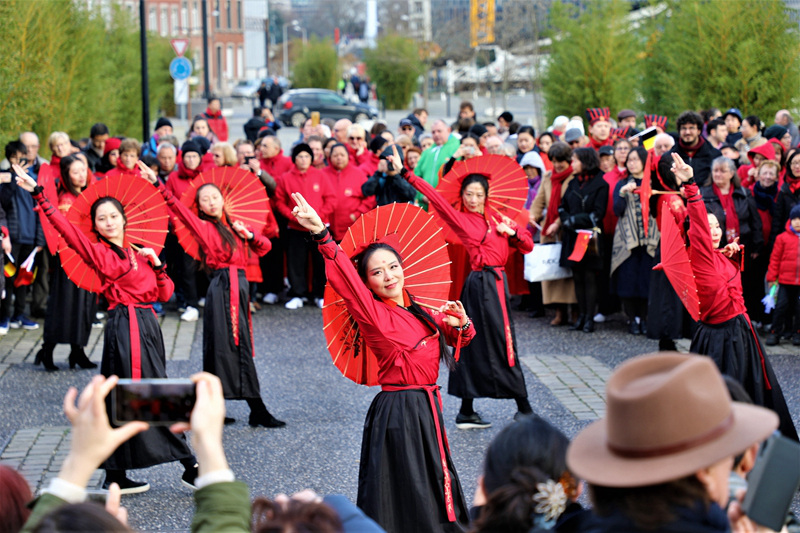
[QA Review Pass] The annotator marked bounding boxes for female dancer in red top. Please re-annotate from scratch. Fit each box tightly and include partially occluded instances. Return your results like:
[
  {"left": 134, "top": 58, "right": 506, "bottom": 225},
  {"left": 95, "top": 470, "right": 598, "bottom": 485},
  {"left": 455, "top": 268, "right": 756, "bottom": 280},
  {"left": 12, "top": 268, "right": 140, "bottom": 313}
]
[
  {"left": 399, "top": 149, "right": 535, "bottom": 427},
  {"left": 670, "top": 153, "right": 797, "bottom": 441},
  {"left": 138, "top": 162, "right": 284, "bottom": 428},
  {"left": 34, "top": 154, "right": 98, "bottom": 371},
  {"left": 292, "top": 192, "right": 474, "bottom": 533},
  {"left": 14, "top": 164, "right": 197, "bottom": 494}
]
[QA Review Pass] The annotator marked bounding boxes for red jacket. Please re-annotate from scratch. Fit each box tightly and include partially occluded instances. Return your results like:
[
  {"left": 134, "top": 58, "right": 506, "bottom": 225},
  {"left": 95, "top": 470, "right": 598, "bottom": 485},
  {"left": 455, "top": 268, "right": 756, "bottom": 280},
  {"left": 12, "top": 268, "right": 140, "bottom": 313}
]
[
  {"left": 323, "top": 164, "right": 375, "bottom": 241},
  {"left": 602, "top": 167, "right": 626, "bottom": 234},
  {"left": 767, "top": 222, "right": 800, "bottom": 285},
  {"left": 275, "top": 166, "right": 336, "bottom": 231},
  {"left": 203, "top": 108, "right": 229, "bottom": 142},
  {"left": 259, "top": 151, "right": 293, "bottom": 184}
]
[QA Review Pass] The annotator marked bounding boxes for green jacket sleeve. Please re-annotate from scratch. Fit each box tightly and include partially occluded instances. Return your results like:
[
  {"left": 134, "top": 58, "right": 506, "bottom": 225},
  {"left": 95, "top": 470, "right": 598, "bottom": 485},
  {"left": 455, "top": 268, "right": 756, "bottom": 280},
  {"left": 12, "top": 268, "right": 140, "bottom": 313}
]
[
  {"left": 21, "top": 493, "right": 67, "bottom": 532},
  {"left": 191, "top": 481, "right": 251, "bottom": 533}
]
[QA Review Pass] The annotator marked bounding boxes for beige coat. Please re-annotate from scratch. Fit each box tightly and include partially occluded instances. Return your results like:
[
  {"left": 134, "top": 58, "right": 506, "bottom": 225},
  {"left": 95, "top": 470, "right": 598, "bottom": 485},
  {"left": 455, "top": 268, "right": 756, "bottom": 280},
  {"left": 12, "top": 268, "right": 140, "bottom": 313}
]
[{"left": 531, "top": 174, "right": 577, "bottom": 305}]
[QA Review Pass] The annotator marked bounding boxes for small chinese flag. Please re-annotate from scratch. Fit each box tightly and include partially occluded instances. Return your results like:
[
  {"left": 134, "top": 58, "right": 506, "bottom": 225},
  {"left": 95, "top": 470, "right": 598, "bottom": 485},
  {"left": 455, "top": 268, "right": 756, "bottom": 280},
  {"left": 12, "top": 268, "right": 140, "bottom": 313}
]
[{"left": 567, "top": 230, "right": 593, "bottom": 262}]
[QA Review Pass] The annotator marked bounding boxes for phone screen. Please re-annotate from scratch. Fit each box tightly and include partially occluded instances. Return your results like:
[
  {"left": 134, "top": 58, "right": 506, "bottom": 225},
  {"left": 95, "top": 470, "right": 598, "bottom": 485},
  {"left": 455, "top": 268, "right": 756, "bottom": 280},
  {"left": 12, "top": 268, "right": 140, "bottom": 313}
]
[
  {"left": 311, "top": 111, "right": 320, "bottom": 127},
  {"left": 113, "top": 379, "right": 196, "bottom": 426}
]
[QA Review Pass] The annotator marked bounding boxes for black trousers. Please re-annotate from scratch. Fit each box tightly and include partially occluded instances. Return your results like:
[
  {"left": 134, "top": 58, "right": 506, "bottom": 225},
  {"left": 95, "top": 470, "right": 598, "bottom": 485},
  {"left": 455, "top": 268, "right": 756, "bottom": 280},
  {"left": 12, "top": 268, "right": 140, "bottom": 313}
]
[
  {"left": 772, "top": 284, "right": 800, "bottom": 336},
  {"left": 286, "top": 229, "right": 325, "bottom": 299},
  {"left": 1, "top": 243, "right": 36, "bottom": 320},
  {"left": 572, "top": 265, "right": 599, "bottom": 319}
]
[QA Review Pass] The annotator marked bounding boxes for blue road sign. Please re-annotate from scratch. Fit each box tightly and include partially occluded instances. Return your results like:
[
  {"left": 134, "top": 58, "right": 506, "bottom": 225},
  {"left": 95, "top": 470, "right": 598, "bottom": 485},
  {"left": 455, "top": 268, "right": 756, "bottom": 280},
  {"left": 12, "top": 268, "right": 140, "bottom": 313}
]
[{"left": 169, "top": 57, "right": 193, "bottom": 81}]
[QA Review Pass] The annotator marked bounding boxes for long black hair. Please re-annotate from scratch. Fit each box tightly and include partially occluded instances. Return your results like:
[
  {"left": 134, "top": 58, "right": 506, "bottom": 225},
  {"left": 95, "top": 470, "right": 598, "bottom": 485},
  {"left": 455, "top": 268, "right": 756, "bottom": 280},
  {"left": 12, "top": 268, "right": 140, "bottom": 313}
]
[
  {"left": 59, "top": 154, "right": 87, "bottom": 197},
  {"left": 91, "top": 197, "right": 127, "bottom": 259},
  {"left": 196, "top": 183, "right": 239, "bottom": 271},
  {"left": 471, "top": 416, "right": 572, "bottom": 533},
  {"left": 355, "top": 242, "right": 456, "bottom": 371}
]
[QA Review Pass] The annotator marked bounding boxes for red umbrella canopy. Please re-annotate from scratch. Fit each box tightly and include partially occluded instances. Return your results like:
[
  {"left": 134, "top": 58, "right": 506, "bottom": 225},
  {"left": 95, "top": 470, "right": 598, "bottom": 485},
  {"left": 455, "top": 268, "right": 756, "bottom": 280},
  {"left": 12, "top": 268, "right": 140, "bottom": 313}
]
[
  {"left": 173, "top": 166, "right": 269, "bottom": 260},
  {"left": 654, "top": 208, "right": 700, "bottom": 321},
  {"left": 58, "top": 175, "right": 169, "bottom": 292},
  {"left": 322, "top": 203, "right": 452, "bottom": 386},
  {"left": 430, "top": 154, "right": 529, "bottom": 243}
]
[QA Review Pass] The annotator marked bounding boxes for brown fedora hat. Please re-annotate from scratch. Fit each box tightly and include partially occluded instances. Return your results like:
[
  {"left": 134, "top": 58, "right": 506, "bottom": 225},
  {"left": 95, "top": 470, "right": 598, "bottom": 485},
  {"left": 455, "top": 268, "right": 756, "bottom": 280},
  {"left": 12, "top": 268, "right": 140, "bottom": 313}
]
[{"left": 567, "top": 353, "right": 778, "bottom": 488}]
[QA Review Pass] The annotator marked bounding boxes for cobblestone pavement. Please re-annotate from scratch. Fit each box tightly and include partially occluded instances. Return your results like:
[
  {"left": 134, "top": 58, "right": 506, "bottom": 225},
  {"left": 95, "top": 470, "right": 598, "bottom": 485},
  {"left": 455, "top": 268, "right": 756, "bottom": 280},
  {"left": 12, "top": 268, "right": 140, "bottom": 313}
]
[{"left": 2, "top": 302, "right": 799, "bottom": 531}]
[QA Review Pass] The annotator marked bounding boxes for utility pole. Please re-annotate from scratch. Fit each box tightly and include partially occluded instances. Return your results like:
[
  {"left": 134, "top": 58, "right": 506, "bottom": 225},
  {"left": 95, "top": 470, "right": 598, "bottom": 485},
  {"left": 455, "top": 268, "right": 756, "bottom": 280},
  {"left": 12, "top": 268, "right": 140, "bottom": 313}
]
[
  {"left": 139, "top": 0, "right": 150, "bottom": 141},
  {"left": 201, "top": 0, "right": 211, "bottom": 99}
]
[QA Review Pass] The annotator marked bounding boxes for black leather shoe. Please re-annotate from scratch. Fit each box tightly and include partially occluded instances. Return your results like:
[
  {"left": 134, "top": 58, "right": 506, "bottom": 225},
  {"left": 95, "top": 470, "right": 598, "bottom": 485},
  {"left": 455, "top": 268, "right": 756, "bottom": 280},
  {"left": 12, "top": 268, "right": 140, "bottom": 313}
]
[
  {"left": 569, "top": 315, "right": 586, "bottom": 331},
  {"left": 249, "top": 411, "right": 286, "bottom": 428},
  {"left": 583, "top": 319, "right": 595, "bottom": 333},
  {"left": 455, "top": 412, "right": 492, "bottom": 429},
  {"left": 69, "top": 348, "right": 98, "bottom": 369},
  {"left": 765, "top": 333, "right": 779, "bottom": 346}
]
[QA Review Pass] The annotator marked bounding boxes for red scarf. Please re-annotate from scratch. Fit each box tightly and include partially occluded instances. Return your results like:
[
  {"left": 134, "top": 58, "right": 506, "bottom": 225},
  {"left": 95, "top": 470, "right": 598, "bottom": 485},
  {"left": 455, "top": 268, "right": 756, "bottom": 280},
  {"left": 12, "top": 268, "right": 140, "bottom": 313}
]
[
  {"left": 589, "top": 136, "right": 612, "bottom": 151},
  {"left": 115, "top": 158, "right": 140, "bottom": 175},
  {"left": 178, "top": 159, "right": 202, "bottom": 181},
  {"left": 546, "top": 165, "right": 573, "bottom": 228},
  {"left": 712, "top": 182, "right": 740, "bottom": 243},
  {"left": 678, "top": 136, "right": 705, "bottom": 158}
]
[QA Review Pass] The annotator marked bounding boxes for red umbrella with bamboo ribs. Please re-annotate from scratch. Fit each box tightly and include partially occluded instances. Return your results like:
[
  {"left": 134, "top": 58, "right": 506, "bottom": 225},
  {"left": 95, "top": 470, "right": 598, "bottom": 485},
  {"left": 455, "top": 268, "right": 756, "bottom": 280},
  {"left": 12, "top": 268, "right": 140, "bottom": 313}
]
[
  {"left": 322, "top": 202, "right": 452, "bottom": 386},
  {"left": 173, "top": 166, "right": 269, "bottom": 260},
  {"left": 430, "top": 154, "right": 530, "bottom": 243},
  {"left": 653, "top": 208, "right": 700, "bottom": 321},
  {"left": 58, "top": 175, "right": 170, "bottom": 292}
]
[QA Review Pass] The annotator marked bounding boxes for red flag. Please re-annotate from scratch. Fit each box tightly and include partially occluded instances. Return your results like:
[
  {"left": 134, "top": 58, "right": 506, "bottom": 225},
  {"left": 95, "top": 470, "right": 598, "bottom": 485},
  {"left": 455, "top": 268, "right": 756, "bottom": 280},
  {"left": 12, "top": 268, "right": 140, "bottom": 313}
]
[
  {"left": 13, "top": 249, "right": 37, "bottom": 288},
  {"left": 637, "top": 150, "right": 653, "bottom": 237},
  {"left": 567, "top": 230, "right": 593, "bottom": 262}
]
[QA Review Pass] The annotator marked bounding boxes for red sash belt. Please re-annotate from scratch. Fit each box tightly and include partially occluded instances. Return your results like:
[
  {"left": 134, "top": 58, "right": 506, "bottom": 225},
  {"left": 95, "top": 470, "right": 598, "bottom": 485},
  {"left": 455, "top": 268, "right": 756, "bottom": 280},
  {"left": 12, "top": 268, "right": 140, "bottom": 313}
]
[
  {"left": 481, "top": 266, "right": 515, "bottom": 367},
  {"left": 228, "top": 265, "right": 241, "bottom": 347},
  {"left": 109, "top": 303, "right": 155, "bottom": 381},
  {"left": 381, "top": 384, "right": 457, "bottom": 523}
]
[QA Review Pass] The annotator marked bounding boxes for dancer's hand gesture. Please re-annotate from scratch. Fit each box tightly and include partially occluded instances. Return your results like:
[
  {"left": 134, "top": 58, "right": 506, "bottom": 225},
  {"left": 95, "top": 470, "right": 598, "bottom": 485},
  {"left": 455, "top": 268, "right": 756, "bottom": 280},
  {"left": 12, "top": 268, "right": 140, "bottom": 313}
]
[
  {"left": 291, "top": 193, "right": 326, "bottom": 234},
  {"left": 11, "top": 164, "right": 36, "bottom": 192},
  {"left": 670, "top": 152, "right": 694, "bottom": 183},
  {"left": 440, "top": 300, "right": 468, "bottom": 328},
  {"left": 136, "top": 160, "right": 158, "bottom": 185},
  {"left": 231, "top": 220, "right": 254, "bottom": 240}
]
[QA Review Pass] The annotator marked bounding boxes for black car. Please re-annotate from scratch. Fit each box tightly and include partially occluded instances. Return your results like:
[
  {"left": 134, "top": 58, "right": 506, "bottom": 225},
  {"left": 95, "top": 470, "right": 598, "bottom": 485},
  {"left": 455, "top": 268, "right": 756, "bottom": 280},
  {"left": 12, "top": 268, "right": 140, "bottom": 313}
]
[{"left": 275, "top": 89, "right": 378, "bottom": 127}]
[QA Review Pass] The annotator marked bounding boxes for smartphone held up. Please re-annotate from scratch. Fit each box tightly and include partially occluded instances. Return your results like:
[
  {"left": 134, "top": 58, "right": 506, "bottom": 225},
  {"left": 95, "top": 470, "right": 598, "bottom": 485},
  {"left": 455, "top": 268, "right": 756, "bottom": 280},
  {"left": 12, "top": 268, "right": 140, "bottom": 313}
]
[{"left": 113, "top": 379, "right": 196, "bottom": 426}]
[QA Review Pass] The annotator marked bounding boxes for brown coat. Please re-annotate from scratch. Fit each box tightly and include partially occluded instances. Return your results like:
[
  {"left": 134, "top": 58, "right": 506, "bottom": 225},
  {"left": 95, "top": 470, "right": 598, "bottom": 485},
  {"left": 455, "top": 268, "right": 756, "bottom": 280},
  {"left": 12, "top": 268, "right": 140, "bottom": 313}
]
[{"left": 531, "top": 174, "right": 577, "bottom": 304}]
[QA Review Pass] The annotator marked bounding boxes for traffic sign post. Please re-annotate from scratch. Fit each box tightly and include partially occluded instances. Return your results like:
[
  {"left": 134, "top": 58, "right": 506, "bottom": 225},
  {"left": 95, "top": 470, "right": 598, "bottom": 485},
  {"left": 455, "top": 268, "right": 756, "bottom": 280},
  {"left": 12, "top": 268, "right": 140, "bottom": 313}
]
[{"left": 170, "top": 38, "right": 189, "bottom": 57}]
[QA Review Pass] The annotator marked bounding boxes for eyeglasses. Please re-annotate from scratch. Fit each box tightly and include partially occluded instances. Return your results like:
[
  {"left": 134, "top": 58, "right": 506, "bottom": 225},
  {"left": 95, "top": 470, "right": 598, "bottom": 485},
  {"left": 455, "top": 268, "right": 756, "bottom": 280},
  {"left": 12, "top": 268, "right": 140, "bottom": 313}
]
[{"left": 349, "top": 136, "right": 364, "bottom": 141}]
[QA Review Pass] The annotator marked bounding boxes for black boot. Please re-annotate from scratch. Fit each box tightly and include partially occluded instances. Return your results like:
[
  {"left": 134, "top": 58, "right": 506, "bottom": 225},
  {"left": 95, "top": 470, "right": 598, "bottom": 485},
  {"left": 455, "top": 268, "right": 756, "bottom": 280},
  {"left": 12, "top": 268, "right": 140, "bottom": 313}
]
[
  {"left": 35, "top": 343, "right": 58, "bottom": 371},
  {"left": 583, "top": 319, "right": 595, "bottom": 333},
  {"left": 68, "top": 345, "right": 97, "bottom": 369},
  {"left": 569, "top": 315, "right": 586, "bottom": 331},
  {"left": 247, "top": 398, "right": 286, "bottom": 428}
]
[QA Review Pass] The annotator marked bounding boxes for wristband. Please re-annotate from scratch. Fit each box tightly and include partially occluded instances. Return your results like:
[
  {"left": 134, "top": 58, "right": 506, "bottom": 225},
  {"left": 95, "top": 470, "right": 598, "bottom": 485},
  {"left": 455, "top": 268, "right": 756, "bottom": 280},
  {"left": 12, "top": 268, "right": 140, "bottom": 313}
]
[
  {"left": 32, "top": 185, "right": 44, "bottom": 195},
  {"left": 455, "top": 319, "right": 471, "bottom": 331},
  {"left": 311, "top": 227, "right": 330, "bottom": 242}
]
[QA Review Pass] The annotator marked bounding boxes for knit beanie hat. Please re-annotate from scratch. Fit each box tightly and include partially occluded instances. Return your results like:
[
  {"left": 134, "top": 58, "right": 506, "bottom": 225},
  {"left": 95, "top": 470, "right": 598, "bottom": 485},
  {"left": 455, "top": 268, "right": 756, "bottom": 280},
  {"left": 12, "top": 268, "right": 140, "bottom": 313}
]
[
  {"left": 103, "top": 137, "right": 122, "bottom": 155},
  {"left": 155, "top": 117, "right": 173, "bottom": 130},
  {"left": 291, "top": 143, "right": 313, "bottom": 164},
  {"left": 764, "top": 125, "right": 788, "bottom": 142},
  {"left": 180, "top": 140, "right": 201, "bottom": 157},
  {"left": 789, "top": 204, "right": 800, "bottom": 221}
]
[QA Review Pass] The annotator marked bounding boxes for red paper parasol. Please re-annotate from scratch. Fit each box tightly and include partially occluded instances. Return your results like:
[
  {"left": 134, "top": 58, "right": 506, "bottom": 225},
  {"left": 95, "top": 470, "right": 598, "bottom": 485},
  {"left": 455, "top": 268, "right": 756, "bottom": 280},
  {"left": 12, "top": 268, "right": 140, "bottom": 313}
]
[
  {"left": 653, "top": 208, "right": 700, "bottom": 321},
  {"left": 58, "top": 175, "right": 170, "bottom": 292},
  {"left": 173, "top": 166, "right": 269, "bottom": 260},
  {"left": 322, "top": 203, "right": 452, "bottom": 386},
  {"left": 430, "top": 154, "right": 529, "bottom": 243}
]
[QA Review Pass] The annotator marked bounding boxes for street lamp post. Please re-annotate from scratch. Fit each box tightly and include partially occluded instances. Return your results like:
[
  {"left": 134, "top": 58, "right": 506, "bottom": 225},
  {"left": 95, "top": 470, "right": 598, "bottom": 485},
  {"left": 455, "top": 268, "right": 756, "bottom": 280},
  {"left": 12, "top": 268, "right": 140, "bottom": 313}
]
[{"left": 282, "top": 20, "right": 305, "bottom": 78}]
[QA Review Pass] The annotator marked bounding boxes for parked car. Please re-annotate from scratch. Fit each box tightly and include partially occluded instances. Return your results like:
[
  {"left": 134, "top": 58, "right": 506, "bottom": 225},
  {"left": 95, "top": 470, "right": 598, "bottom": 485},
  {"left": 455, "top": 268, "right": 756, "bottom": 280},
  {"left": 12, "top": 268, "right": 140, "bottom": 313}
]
[
  {"left": 231, "top": 77, "right": 291, "bottom": 100},
  {"left": 275, "top": 89, "right": 378, "bottom": 127},
  {"left": 231, "top": 79, "right": 262, "bottom": 99}
]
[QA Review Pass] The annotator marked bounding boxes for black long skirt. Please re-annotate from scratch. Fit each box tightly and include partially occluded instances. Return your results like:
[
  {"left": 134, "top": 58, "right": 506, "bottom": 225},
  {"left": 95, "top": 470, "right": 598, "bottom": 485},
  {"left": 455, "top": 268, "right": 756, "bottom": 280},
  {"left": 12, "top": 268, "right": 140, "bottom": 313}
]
[
  {"left": 448, "top": 269, "right": 527, "bottom": 399},
  {"left": 647, "top": 247, "right": 694, "bottom": 341},
  {"left": 204, "top": 268, "right": 261, "bottom": 399},
  {"left": 357, "top": 389, "right": 468, "bottom": 533},
  {"left": 101, "top": 306, "right": 193, "bottom": 470},
  {"left": 691, "top": 314, "right": 798, "bottom": 441},
  {"left": 43, "top": 256, "right": 96, "bottom": 346}
]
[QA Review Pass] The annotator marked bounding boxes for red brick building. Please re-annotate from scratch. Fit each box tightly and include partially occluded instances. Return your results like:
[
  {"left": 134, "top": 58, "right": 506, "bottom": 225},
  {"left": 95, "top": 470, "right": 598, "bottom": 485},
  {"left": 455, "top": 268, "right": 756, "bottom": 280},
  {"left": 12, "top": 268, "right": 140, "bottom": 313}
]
[{"left": 139, "top": 0, "right": 245, "bottom": 95}]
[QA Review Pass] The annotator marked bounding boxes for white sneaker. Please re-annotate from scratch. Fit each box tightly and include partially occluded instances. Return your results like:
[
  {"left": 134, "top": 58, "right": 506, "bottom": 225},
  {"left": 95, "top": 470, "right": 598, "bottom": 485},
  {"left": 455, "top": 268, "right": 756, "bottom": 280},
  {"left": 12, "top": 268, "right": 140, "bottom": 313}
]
[
  {"left": 314, "top": 298, "right": 324, "bottom": 309},
  {"left": 593, "top": 313, "right": 606, "bottom": 323},
  {"left": 284, "top": 297, "right": 304, "bottom": 310},
  {"left": 181, "top": 306, "right": 199, "bottom": 322},
  {"left": 198, "top": 298, "right": 206, "bottom": 308},
  {"left": 262, "top": 292, "right": 279, "bottom": 305}
]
